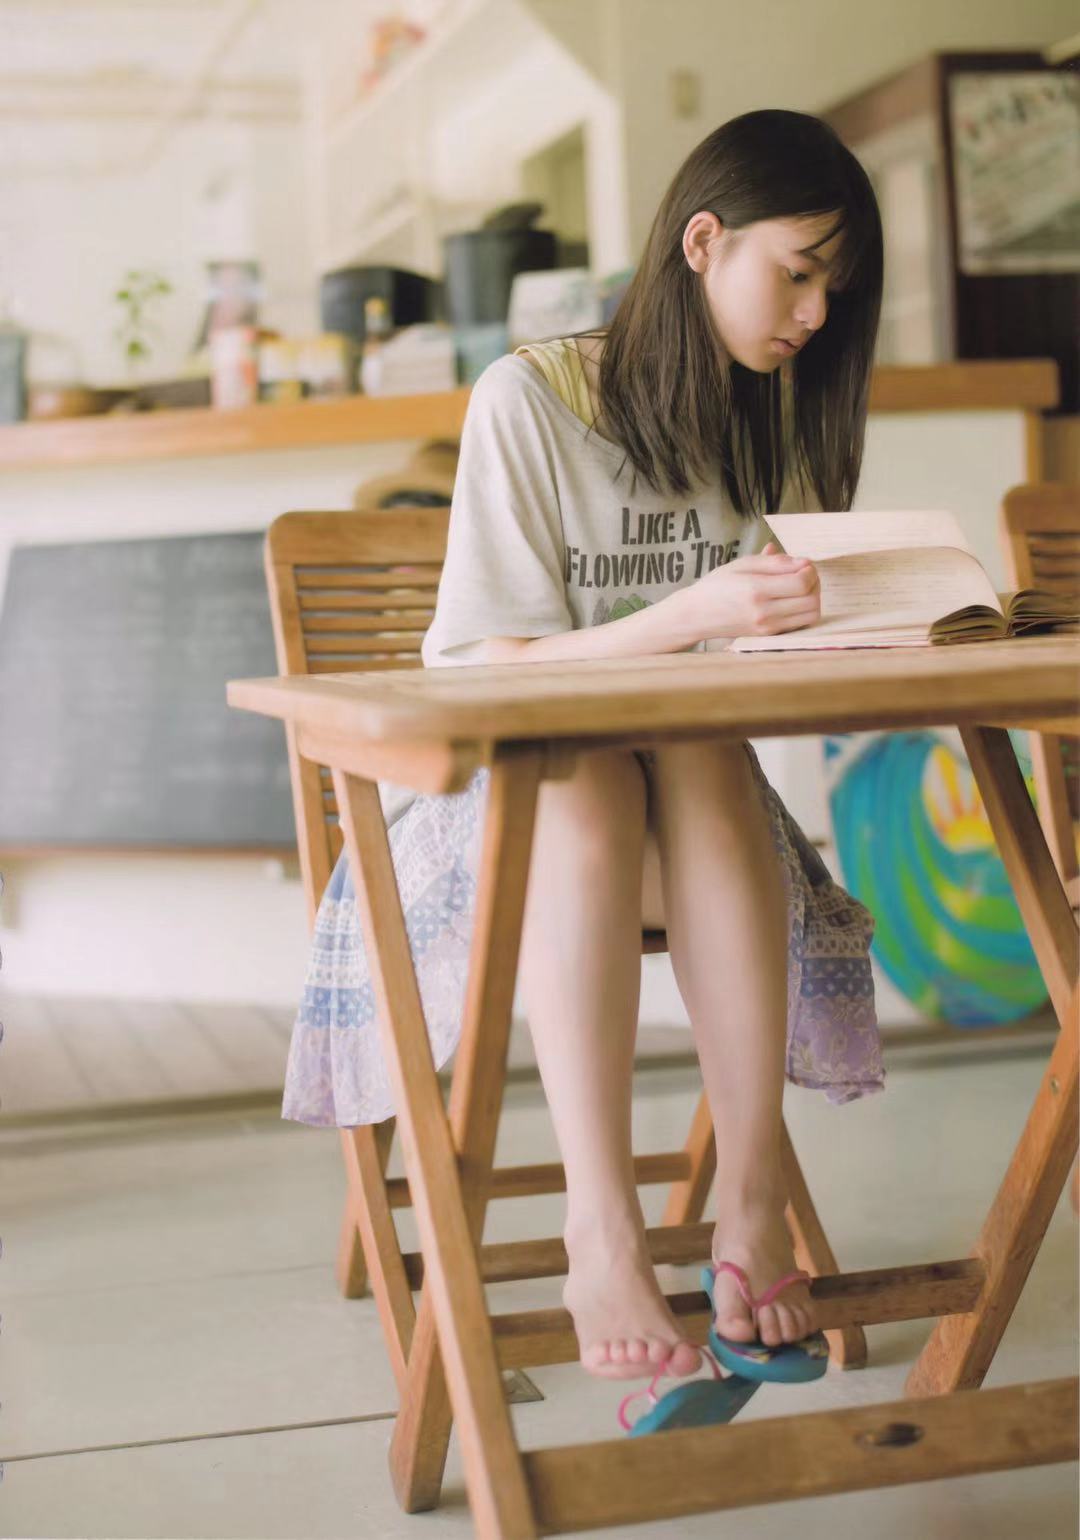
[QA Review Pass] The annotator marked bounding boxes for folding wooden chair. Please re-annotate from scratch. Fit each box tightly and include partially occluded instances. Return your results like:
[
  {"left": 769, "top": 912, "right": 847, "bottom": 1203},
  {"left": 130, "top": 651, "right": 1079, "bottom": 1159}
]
[
  {"left": 1000, "top": 483, "right": 1080, "bottom": 910},
  {"left": 263, "top": 506, "right": 867, "bottom": 1510}
]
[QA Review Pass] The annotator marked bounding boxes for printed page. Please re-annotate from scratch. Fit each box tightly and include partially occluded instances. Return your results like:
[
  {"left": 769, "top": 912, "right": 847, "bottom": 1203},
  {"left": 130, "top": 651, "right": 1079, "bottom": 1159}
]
[
  {"left": 792, "top": 545, "right": 1003, "bottom": 637},
  {"left": 764, "top": 509, "right": 974, "bottom": 561}
]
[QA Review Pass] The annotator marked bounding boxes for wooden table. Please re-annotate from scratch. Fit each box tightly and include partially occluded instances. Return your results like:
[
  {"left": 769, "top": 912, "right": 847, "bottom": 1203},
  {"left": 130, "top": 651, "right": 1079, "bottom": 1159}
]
[{"left": 229, "top": 636, "right": 1079, "bottom": 1537}]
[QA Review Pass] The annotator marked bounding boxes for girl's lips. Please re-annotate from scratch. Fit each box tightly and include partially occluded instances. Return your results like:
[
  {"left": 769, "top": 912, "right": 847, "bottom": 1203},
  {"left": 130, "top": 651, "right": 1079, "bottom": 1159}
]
[{"left": 771, "top": 338, "right": 800, "bottom": 356}]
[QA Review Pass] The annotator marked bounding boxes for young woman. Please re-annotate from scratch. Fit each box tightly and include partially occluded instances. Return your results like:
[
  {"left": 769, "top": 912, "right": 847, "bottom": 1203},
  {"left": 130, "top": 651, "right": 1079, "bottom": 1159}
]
[{"left": 285, "top": 109, "right": 886, "bottom": 1386}]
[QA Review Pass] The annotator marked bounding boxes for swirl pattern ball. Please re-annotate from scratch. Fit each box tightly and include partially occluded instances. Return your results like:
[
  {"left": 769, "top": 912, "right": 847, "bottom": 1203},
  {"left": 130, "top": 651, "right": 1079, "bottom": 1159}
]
[{"left": 823, "top": 730, "right": 1046, "bottom": 1025}]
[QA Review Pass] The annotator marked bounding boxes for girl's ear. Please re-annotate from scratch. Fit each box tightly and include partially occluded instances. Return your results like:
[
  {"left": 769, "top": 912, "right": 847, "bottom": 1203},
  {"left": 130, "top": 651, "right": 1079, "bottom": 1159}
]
[{"left": 682, "top": 210, "right": 723, "bottom": 273}]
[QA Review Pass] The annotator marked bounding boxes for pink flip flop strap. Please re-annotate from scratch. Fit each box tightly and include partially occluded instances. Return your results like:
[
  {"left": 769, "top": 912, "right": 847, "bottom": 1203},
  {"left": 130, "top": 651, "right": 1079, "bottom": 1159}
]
[
  {"left": 713, "top": 1261, "right": 811, "bottom": 1312},
  {"left": 617, "top": 1346, "right": 721, "bottom": 1432}
]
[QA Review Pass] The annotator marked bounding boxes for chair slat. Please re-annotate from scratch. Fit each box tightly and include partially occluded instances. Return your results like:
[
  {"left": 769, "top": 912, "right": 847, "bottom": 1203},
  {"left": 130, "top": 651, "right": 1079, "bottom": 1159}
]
[
  {"left": 1029, "top": 534, "right": 1080, "bottom": 554},
  {"left": 302, "top": 612, "right": 434, "bottom": 632},
  {"left": 298, "top": 589, "right": 438, "bottom": 611},
  {"left": 309, "top": 656, "right": 419, "bottom": 673},
  {"left": 1030, "top": 565, "right": 1080, "bottom": 587},
  {"left": 1000, "top": 483, "right": 1080, "bottom": 891},
  {"left": 296, "top": 567, "right": 443, "bottom": 590},
  {"left": 305, "top": 634, "right": 425, "bottom": 655}
]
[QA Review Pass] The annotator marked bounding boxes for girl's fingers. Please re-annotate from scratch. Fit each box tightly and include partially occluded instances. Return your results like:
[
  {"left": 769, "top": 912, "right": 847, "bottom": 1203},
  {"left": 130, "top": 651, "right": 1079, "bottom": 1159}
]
[
  {"left": 758, "top": 568, "right": 820, "bottom": 599},
  {"left": 742, "top": 552, "right": 815, "bottom": 578},
  {"left": 775, "top": 611, "right": 822, "bottom": 634},
  {"left": 761, "top": 595, "right": 822, "bottom": 628}
]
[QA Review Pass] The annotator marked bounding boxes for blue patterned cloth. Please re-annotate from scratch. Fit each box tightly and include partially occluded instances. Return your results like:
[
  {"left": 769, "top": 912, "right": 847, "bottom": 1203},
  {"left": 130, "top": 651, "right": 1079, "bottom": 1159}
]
[{"left": 282, "top": 748, "right": 885, "bottom": 1126}]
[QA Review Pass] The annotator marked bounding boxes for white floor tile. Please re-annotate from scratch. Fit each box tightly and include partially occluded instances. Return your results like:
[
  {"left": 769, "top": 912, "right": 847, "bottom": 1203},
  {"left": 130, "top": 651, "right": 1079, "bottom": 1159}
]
[{"left": 0, "top": 1041, "right": 1075, "bottom": 1537}]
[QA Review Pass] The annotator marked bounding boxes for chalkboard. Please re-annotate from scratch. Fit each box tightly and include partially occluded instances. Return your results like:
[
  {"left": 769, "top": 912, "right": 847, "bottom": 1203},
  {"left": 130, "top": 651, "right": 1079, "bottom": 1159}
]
[{"left": 0, "top": 532, "right": 295, "bottom": 847}]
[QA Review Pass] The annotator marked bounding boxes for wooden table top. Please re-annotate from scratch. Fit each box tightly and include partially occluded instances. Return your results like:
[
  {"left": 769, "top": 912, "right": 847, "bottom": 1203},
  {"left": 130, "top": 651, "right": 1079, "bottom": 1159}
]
[{"left": 228, "top": 635, "right": 1080, "bottom": 746}]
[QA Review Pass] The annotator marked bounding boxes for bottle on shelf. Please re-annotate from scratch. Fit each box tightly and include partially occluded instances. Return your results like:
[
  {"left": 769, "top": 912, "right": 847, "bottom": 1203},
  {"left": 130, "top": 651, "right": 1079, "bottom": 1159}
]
[{"left": 359, "top": 296, "right": 394, "bottom": 395}]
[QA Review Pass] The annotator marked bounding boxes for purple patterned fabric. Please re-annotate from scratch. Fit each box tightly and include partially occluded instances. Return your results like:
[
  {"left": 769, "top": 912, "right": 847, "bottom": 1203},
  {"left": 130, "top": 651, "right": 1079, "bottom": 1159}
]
[{"left": 282, "top": 744, "right": 884, "bottom": 1127}]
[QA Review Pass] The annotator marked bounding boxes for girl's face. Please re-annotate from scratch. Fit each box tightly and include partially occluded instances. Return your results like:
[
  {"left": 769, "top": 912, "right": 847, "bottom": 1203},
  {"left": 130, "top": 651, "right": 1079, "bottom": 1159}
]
[{"left": 683, "top": 211, "right": 847, "bottom": 372}]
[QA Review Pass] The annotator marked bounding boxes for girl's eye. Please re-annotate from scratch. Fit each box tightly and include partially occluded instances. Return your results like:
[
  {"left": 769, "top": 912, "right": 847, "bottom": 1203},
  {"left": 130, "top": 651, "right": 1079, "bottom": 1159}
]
[{"left": 786, "top": 269, "right": 810, "bottom": 283}]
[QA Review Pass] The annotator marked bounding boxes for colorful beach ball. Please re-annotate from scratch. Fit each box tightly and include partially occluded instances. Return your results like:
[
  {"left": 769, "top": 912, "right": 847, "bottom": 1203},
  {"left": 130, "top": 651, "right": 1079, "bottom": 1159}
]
[{"left": 823, "top": 729, "right": 1047, "bottom": 1025}]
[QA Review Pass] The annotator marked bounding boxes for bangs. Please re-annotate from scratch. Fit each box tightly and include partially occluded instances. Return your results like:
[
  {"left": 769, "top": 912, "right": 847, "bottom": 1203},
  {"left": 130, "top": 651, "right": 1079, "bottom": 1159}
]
[{"left": 800, "top": 177, "right": 879, "bottom": 294}]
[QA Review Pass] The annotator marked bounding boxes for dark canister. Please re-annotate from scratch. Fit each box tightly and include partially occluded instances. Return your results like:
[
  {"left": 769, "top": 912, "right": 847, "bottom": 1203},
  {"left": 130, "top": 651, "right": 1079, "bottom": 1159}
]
[{"left": 443, "top": 206, "right": 557, "bottom": 327}]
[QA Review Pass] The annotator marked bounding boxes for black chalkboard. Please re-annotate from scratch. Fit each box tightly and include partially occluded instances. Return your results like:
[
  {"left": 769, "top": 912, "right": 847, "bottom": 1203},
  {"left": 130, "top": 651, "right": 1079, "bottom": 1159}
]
[{"left": 0, "top": 532, "right": 295, "bottom": 847}]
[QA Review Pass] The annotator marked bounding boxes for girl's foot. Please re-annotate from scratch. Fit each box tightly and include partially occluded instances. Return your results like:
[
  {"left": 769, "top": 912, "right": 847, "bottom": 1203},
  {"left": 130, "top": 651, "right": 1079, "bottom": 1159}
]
[
  {"left": 710, "top": 1189, "right": 817, "bottom": 1348},
  {"left": 563, "top": 1216, "right": 701, "bottom": 1381}
]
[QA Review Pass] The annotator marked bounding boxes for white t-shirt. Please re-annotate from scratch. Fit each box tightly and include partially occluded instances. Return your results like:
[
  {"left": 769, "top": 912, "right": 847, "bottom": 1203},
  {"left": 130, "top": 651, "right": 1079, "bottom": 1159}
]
[
  {"left": 377, "top": 353, "right": 770, "bottom": 827},
  {"left": 421, "top": 353, "right": 768, "bottom": 667}
]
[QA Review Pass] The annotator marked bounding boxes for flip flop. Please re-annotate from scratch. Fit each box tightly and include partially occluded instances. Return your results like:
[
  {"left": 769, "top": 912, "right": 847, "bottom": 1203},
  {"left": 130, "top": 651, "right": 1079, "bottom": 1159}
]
[
  {"left": 702, "top": 1263, "right": 829, "bottom": 1384},
  {"left": 618, "top": 1346, "right": 759, "bottom": 1437}
]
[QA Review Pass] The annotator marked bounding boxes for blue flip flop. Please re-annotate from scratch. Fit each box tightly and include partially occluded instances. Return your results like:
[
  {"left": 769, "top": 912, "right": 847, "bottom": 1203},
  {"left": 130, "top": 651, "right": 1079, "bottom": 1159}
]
[
  {"left": 702, "top": 1263, "right": 829, "bottom": 1385},
  {"left": 619, "top": 1347, "right": 759, "bottom": 1437}
]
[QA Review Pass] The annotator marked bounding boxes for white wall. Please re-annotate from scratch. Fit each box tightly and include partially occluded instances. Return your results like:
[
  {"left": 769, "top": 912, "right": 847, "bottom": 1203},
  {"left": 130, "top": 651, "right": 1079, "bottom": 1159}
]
[
  {"left": 604, "top": 0, "right": 1078, "bottom": 255},
  {"left": 6, "top": 118, "right": 316, "bottom": 389}
]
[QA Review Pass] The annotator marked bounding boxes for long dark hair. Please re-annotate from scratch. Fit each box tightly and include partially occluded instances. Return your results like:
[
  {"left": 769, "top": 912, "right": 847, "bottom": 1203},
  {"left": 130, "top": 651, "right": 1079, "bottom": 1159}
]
[{"left": 595, "top": 109, "right": 883, "bottom": 514}]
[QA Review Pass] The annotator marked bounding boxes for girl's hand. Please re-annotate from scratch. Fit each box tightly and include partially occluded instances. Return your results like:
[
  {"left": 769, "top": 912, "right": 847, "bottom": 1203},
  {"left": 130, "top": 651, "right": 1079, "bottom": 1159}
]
[{"left": 680, "top": 541, "right": 821, "bottom": 641}]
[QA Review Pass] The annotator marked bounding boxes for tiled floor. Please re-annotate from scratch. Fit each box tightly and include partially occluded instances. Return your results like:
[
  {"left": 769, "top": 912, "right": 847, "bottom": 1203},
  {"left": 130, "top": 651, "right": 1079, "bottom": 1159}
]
[{"left": 1, "top": 1041, "right": 1077, "bottom": 1538}]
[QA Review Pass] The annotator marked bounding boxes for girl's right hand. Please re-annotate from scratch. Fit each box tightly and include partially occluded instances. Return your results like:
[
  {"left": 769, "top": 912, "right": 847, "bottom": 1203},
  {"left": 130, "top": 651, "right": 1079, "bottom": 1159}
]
[{"left": 679, "top": 541, "right": 821, "bottom": 641}]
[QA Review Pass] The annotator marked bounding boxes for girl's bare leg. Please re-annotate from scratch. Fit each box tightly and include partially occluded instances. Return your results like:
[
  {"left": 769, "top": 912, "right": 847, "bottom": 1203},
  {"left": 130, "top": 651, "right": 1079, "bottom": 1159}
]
[
  {"left": 518, "top": 748, "right": 701, "bottom": 1382},
  {"left": 650, "top": 739, "right": 818, "bottom": 1349}
]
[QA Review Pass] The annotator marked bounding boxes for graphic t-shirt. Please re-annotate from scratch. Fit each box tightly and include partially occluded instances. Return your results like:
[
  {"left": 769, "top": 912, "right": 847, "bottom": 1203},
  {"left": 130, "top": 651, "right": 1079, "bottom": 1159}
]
[{"left": 421, "top": 351, "right": 768, "bottom": 667}]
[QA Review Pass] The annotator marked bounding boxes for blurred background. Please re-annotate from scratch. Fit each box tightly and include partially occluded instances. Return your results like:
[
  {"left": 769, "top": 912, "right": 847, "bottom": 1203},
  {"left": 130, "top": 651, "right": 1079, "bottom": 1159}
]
[
  {"left": 0, "top": 0, "right": 1077, "bottom": 1112},
  {"left": 1, "top": 0, "right": 1077, "bottom": 396}
]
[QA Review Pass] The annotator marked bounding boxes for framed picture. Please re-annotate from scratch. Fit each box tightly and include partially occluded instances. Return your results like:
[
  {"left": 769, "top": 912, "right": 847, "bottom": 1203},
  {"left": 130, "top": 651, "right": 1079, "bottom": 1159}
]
[{"left": 949, "top": 72, "right": 1080, "bottom": 274}]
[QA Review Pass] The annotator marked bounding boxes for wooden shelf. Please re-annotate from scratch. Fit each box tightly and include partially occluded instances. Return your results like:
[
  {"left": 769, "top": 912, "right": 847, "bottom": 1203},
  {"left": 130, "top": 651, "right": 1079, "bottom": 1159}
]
[
  {"left": 866, "top": 360, "right": 1058, "bottom": 413},
  {"left": 0, "top": 361, "right": 1058, "bottom": 472},
  {"left": 0, "top": 388, "right": 472, "bottom": 470}
]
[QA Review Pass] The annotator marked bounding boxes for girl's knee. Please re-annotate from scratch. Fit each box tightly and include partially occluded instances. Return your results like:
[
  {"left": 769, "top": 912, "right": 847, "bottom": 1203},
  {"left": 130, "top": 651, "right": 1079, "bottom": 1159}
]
[
  {"left": 536, "top": 748, "right": 646, "bottom": 845},
  {"left": 651, "top": 737, "right": 754, "bottom": 813}
]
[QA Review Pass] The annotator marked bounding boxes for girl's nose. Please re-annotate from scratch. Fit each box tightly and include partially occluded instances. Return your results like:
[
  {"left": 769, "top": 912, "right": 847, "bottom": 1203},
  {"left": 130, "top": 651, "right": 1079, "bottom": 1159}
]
[
  {"left": 794, "top": 284, "right": 831, "bottom": 332},
  {"left": 794, "top": 286, "right": 828, "bottom": 333}
]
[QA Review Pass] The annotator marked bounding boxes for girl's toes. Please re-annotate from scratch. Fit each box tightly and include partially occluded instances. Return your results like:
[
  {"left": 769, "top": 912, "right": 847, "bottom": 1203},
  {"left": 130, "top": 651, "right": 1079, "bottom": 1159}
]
[
  {"left": 717, "top": 1308, "right": 755, "bottom": 1342},
  {"left": 756, "top": 1304, "right": 781, "bottom": 1347},
  {"left": 668, "top": 1339, "right": 702, "bottom": 1377},
  {"left": 626, "top": 1338, "right": 648, "bottom": 1365},
  {"left": 774, "top": 1304, "right": 798, "bottom": 1343},
  {"left": 608, "top": 1339, "right": 627, "bottom": 1366},
  {"left": 582, "top": 1342, "right": 610, "bottom": 1369},
  {"left": 646, "top": 1337, "right": 670, "bottom": 1366}
]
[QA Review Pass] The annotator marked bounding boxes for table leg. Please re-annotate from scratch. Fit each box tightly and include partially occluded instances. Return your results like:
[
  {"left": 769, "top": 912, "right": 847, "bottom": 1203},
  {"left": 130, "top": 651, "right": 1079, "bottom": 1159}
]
[
  {"left": 905, "top": 726, "right": 1080, "bottom": 1397},
  {"left": 334, "top": 750, "right": 543, "bottom": 1539}
]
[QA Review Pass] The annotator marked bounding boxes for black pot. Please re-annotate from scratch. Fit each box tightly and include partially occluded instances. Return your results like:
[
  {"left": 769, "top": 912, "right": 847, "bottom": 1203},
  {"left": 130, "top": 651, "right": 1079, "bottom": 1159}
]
[{"left": 443, "top": 228, "right": 557, "bottom": 327}]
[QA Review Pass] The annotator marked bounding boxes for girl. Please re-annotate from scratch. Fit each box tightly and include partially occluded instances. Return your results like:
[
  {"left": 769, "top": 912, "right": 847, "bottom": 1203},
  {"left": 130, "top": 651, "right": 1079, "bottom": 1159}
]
[{"left": 285, "top": 109, "right": 886, "bottom": 1385}]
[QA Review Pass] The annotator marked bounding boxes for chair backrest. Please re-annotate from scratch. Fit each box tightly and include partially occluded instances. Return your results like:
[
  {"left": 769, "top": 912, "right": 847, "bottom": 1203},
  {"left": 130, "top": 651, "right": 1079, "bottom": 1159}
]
[
  {"left": 1000, "top": 482, "right": 1080, "bottom": 593},
  {"left": 999, "top": 482, "right": 1080, "bottom": 892},
  {"left": 264, "top": 508, "right": 450, "bottom": 925}
]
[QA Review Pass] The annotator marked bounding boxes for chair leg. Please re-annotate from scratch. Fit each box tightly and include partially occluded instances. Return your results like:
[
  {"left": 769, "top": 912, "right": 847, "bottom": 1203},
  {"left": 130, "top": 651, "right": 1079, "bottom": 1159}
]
[
  {"left": 780, "top": 1121, "right": 868, "bottom": 1369},
  {"left": 334, "top": 1183, "right": 367, "bottom": 1299},
  {"left": 661, "top": 1089, "right": 716, "bottom": 1225},
  {"left": 337, "top": 1117, "right": 415, "bottom": 1393},
  {"left": 334, "top": 1117, "right": 395, "bottom": 1299}
]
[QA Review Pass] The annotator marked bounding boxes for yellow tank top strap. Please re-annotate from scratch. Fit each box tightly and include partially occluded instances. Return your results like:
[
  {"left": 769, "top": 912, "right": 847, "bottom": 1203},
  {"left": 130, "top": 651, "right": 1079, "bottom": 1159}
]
[{"left": 514, "top": 338, "right": 597, "bottom": 428}]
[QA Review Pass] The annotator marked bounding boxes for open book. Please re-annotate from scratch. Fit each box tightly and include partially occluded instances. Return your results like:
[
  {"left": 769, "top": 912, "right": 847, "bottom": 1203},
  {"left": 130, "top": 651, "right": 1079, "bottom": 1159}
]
[{"left": 731, "top": 510, "right": 1080, "bottom": 652}]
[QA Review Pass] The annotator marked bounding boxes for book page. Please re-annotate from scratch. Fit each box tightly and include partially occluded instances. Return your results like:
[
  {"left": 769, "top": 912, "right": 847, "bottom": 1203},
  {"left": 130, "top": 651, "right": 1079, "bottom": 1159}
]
[
  {"left": 764, "top": 509, "right": 974, "bottom": 561},
  {"left": 793, "top": 545, "right": 1003, "bottom": 637}
]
